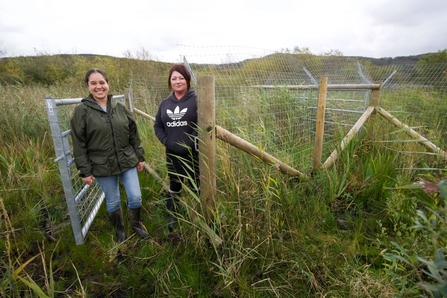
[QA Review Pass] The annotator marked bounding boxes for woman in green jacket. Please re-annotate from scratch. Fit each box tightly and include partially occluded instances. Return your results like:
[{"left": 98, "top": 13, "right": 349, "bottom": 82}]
[{"left": 70, "top": 69, "right": 149, "bottom": 242}]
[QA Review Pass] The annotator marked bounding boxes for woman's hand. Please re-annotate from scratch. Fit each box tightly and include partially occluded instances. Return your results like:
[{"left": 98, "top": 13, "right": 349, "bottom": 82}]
[
  {"left": 82, "top": 175, "right": 95, "bottom": 186},
  {"left": 137, "top": 161, "right": 145, "bottom": 172}
]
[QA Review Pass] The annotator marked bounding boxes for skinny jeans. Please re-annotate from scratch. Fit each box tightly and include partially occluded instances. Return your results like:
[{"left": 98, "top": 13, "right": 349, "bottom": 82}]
[{"left": 95, "top": 167, "right": 142, "bottom": 213}]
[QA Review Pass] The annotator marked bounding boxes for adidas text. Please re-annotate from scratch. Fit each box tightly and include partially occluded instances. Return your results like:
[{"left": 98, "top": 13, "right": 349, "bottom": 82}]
[{"left": 166, "top": 120, "right": 188, "bottom": 127}]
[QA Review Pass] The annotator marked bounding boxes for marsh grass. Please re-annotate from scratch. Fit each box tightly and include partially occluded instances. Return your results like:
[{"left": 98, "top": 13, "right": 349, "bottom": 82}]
[{"left": 0, "top": 79, "right": 445, "bottom": 297}]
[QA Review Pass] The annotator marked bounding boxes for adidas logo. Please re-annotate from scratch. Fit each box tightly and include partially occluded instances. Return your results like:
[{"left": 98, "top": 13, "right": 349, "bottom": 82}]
[
  {"left": 167, "top": 106, "right": 188, "bottom": 120},
  {"left": 166, "top": 106, "right": 188, "bottom": 127}
]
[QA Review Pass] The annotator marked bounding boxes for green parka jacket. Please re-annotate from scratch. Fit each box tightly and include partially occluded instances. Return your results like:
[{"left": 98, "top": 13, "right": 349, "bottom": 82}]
[{"left": 70, "top": 94, "right": 145, "bottom": 178}]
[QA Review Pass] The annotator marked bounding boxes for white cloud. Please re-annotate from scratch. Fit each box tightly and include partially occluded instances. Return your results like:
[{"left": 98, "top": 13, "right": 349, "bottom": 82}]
[{"left": 0, "top": 0, "right": 446, "bottom": 62}]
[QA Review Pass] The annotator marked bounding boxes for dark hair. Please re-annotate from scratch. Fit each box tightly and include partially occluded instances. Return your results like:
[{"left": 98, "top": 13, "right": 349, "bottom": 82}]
[
  {"left": 84, "top": 69, "right": 109, "bottom": 86},
  {"left": 168, "top": 64, "right": 191, "bottom": 90}
]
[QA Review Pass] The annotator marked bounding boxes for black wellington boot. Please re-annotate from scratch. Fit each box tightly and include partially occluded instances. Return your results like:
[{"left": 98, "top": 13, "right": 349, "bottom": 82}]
[
  {"left": 128, "top": 207, "right": 150, "bottom": 239},
  {"left": 166, "top": 194, "right": 179, "bottom": 232},
  {"left": 109, "top": 208, "right": 126, "bottom": 242}
]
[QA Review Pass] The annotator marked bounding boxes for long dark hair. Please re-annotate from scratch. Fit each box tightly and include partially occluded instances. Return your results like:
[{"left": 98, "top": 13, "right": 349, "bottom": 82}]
[
  {"left": 167, "top": 64, "right": 191, "bottom": 90},
  {"left": 84, "top": 69, "right": 109, "bottom": 86}
]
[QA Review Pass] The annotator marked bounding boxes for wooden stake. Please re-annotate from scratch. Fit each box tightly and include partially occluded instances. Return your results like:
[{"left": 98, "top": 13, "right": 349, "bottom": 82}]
[{"left": 314, "top": 77, "right": 328, "bottom": 169}]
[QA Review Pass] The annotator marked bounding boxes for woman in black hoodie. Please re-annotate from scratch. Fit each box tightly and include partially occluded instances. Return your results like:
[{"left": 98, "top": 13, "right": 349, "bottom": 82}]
[{"left": 154, "top": 64, "right": 199, "bottom": 231}]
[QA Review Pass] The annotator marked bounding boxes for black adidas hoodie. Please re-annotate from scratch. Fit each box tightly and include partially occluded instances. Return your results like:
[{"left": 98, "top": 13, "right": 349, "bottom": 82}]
[{"left": 154, "top": 88, "right": 198, "bottom": 155}]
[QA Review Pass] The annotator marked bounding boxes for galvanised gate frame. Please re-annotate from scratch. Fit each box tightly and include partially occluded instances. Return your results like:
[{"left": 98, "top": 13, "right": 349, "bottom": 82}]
[{"left": 45, "top": 95, "right": 127, "bottom": 245}]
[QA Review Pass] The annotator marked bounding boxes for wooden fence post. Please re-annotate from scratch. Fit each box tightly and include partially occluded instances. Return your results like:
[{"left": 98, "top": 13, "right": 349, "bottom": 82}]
[
  {"left": 197, "top": 76, "right": 216, "bottom": 224},
  {"left": 313, "top": 77, "right": 328, "bottom": 169},
  {"left": 369, "top": 84, "right": 382, "bottom": 108},
  {"left": 367, "top": 83, "right": 382, "bottom": 140}
]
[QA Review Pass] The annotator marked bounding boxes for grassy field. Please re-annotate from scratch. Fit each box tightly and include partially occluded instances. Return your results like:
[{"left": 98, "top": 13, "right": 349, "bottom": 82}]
[{"left": 1, "top": 77, "right": 446, "bottom": 297}]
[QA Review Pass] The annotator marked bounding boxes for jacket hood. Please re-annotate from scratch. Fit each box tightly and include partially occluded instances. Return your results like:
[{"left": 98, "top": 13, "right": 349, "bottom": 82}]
[
  {"left": 168, "top": 88, "right": 195, "bottom": 103},
  {"left": 82, "top": 94, "right": 118, "bottom": 110}
]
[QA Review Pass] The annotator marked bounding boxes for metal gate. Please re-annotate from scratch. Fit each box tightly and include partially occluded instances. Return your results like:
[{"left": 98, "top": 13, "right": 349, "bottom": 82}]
[{"left": 45, "top": 95, "right": 127, "bottom": 245}]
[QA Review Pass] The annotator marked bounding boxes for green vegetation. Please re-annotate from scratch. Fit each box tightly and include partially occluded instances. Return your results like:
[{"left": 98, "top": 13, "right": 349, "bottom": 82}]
[
  {"left": 0, "top": 54, "right": 446, "bottom": 297},
  {"left": 418, "top": 50, "right": 447, "bottom": 65}
]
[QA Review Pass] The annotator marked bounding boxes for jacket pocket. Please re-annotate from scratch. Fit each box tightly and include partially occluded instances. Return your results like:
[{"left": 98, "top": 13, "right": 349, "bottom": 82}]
[
  {"left": 89, "top": 155, "right": 110, "bottom": 177},
  {"left": 121, "top": 146, "right": 139, "bottom": 168}
]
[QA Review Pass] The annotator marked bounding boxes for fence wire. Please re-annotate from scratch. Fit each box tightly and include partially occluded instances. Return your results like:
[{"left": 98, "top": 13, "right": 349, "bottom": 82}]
[
  {"left": 130, "top": 46, "right": 446, "bottom": 174},
  {"left": 169, "top": 46, "right": 446, "bottom": 172},
  {"left": 378, "top": 64, "right": 447, "bottom": 152}
]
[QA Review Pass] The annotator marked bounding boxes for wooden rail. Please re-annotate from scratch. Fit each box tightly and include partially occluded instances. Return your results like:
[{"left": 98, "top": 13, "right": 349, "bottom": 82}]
[
  {"left": 376, "top": 107, "right": 447, "bottom": 161},
  {"left": 134, "top": 108, "right": 155, "bottom": 121},
  {"left": 322, "top": 106, "right": 375, "bottom": 169},
  {"left": 215, "top": 125, "right": 308, "bottom": 180}
]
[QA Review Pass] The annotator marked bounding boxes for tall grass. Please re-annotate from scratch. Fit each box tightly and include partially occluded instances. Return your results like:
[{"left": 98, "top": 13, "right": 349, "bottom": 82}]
[{"left": 0, "top": 79, "right": 445, "bottom": 297}]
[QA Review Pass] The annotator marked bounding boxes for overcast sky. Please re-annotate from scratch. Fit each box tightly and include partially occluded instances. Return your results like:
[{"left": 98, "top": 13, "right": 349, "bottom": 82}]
[{"left": 1, "top": 0, "right": 446, "bottom": 63}]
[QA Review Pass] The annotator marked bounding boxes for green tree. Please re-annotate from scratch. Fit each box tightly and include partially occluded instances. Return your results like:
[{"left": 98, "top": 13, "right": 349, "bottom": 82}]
[
  {"left": 418, "top": 49, "right": 447, "bottom": 64},
  {"left": 0, "top": 59, "right": 24, "bottom": 84},
  {"left": 293, "top": 46, "right": 312, "bottom": 55},
  {"left": 412, "top": 49, "right": 447, "bottom": 86},
  {"left": 322, "top": 49, "right": 343, "bottom": 56}
]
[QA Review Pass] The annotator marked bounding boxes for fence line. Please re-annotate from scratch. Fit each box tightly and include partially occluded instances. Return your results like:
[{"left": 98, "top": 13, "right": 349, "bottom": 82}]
[
  {"left": 127, "top": 76, "right": 402, "bottom": 225},
  {"left": 133, "top": 75, "right": 447, "bottom": 224},
  {"left": 45, "top": 54, "right": 447, "bottom": 243}
]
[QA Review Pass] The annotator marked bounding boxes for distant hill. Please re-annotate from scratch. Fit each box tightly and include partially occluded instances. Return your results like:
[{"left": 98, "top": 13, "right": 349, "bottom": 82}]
[
  {"left": 240, "top": 52, "right": 430, "bottom": 69},
  {"left": 353, "top": 54, "right": 427, "bottom": 66},
  {"left": 1, "top": 52, "right": 429, "bottom": 67}
]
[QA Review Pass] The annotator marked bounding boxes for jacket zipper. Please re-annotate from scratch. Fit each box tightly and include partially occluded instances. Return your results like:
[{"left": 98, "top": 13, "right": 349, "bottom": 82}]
[{"left": 107, "top": 111, "right": 122, "bottom": 173}]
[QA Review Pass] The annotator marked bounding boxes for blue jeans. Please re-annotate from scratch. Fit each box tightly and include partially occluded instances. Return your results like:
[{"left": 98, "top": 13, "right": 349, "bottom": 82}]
[{"left": 95, "top": 167, "right": 142, "bottom": 213}]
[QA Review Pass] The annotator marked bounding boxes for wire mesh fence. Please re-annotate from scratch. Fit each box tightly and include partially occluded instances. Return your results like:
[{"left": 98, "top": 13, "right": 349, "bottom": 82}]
[
  {"left": 378, "top": 64, "right": 447, "bottom": 154},
  {"left": 132, "top": 46, "right": 447, "bottom": 174},
  {"left": 44, "top": 49, "right": 446, "bottom": 243}
]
